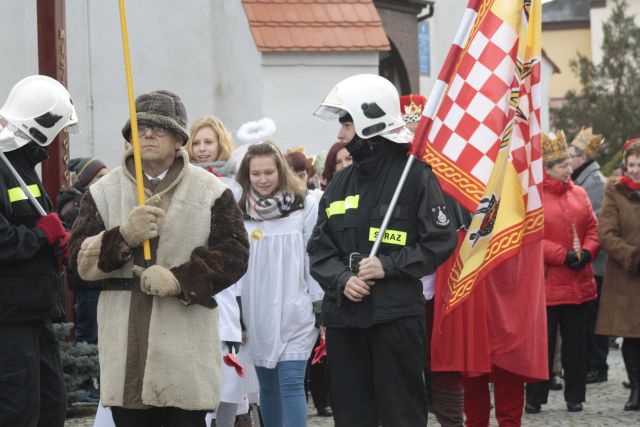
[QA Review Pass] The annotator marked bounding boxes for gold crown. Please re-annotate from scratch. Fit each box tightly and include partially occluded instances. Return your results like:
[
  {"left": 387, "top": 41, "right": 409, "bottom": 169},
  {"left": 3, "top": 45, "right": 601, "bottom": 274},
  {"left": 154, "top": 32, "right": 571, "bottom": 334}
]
[
  {"left": 287, "top": 145, "right": 305, "bottom": 155},
  {"left": 287, "top": 145, "right": 315, "bottom": 167},
  {"left": 542, "top": 130, "right": 569, "bottom": 164},
  {"left": 585, "top": 134, "right": 604, "bottom": 158},
  {"left": 570, "top": 127, "right": 604, "bottom": 158},
  {"left": 403, "top": 97, "right": 422, "bottom": 116}
]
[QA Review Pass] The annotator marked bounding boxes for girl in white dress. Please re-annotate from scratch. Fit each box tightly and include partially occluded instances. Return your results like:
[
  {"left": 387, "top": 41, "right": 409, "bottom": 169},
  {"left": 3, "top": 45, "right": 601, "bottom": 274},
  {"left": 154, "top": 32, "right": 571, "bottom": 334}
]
[{"left": 236, "top": 141, "right": 323, "bottom": 427}]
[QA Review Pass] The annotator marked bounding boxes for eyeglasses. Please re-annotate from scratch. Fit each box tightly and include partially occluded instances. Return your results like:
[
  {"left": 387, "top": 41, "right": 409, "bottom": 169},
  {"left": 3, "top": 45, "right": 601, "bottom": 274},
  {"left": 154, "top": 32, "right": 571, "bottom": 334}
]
[{"left": 137, "top": 124, "right": 169, "bottom": 137}]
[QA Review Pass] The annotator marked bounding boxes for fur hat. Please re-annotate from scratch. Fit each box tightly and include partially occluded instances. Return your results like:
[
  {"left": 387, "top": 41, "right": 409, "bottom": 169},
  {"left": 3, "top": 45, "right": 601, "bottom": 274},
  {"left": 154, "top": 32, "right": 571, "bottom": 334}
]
[
  {"left": 121, "top": 90, "right": 189, "bottom": 144},
  {"left": 400, "top": 94, "right": 426, "bottom": 123},
  {"left": 570, "top": 127, "right": 604, "bottom": 159},
  {"left": 542, "top": 130, "right": 569, "bottom": 164}
]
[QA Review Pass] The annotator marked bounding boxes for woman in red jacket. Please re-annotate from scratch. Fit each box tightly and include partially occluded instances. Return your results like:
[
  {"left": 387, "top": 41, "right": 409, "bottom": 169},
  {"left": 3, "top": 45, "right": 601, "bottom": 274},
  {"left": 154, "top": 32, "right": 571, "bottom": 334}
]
[{"left": 525, "top": 130, "right": 599, "bottom": 414}]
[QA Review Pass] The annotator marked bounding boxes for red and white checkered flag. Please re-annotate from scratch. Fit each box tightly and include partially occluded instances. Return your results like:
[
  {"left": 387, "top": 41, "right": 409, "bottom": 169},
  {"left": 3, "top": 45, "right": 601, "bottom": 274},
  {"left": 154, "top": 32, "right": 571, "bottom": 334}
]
[{"left": 412, "top": 0, "right": 544, "bottom": 313}]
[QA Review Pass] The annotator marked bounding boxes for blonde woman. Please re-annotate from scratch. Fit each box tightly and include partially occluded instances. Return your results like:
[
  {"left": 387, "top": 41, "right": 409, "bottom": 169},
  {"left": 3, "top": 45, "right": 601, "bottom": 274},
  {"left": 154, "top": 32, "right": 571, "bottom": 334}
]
[
  {"left": 236, "top": 141, "right": 323, "bottom": 427},
  {"left": 187, "top": 116, "right": 244, "bottom": 427},
  {"left": 186, "top": 116, "right": 241, "bottom": 198}
]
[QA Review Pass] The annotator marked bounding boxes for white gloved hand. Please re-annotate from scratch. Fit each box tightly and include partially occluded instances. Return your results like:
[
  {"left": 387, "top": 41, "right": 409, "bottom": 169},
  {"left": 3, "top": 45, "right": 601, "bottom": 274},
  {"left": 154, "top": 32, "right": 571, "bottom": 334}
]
[
  {"left": 133, "top": 264, "right": 181, "bottom": 297},
  {"left": 119, "top": 195, "right": 164, "bottom": 247}
]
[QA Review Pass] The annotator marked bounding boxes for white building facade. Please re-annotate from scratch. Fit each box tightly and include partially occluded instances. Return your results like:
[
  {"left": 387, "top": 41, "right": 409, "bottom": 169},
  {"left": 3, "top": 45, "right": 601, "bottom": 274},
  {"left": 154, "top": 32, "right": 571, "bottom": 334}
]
[{"left": 1, "top": 1, "right": 380, "bottom": 167}]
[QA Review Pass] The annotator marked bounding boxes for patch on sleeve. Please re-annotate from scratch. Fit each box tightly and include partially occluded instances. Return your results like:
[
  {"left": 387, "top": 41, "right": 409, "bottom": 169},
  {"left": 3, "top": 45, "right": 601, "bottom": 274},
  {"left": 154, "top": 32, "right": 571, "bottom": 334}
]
[{"left": 430, "top": 205, "right": 451, "bottom": 228}]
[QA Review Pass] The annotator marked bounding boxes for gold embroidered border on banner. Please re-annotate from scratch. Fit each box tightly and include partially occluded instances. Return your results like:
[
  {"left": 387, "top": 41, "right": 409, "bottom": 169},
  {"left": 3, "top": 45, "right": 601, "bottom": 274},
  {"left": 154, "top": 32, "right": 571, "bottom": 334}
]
[
  {"left": 422, "top": 146, "right": 485, "bottom": 205},
  {"left": 445, "top": 209, "right": 544, "bottom": 310}
]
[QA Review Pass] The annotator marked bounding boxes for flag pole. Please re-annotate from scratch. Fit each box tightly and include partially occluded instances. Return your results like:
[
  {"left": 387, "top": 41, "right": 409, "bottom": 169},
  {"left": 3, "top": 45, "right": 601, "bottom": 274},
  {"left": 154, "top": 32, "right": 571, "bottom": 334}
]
[
  {"left": 370, "top": 155, "right": 415, "bottom": 256},
  {"left": 117, "top": 0, "right": 151, "bottom": 264},
  {"left": 370, "top": 4, "right": 479, "bottom": 257}
]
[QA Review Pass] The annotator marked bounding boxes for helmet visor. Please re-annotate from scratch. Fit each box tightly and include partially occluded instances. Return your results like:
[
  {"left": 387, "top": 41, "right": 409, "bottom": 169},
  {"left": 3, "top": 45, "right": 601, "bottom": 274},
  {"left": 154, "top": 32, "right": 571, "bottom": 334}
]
[
  {"left": 66, "top": 122, "right": 80, "bottom": 134},
  {"left": 0, "top": 121, "right": 33, "bottom": 152},
  {"left": 313, "top": 105, "right": 348, "bottom": 121}
]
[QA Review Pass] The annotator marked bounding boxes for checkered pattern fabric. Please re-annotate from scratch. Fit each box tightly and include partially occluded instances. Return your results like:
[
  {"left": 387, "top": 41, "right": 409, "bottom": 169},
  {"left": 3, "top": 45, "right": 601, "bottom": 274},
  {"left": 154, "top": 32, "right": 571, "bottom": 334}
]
[
  {"left": 428, "top": 11, "right": 518, "bottom": 186},
  {"left": 510, "top": 61, "right": 543, "bottom": 213},
  {"left": 410, "top": 0, "right": 545, "bottom": 316}
]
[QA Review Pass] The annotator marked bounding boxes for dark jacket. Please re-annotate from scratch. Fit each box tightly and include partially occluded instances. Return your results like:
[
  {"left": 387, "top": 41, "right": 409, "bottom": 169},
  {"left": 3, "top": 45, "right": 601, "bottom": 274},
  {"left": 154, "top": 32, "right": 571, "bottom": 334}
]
[
  {"left": 308, "top": 138, "right": 457, "bottom": 328},
  {"left": 572, "top": 159, "right": 607, "bottom": 277},
  {"left": 0, "top": 146, "right": 63, "bottom": 323}
]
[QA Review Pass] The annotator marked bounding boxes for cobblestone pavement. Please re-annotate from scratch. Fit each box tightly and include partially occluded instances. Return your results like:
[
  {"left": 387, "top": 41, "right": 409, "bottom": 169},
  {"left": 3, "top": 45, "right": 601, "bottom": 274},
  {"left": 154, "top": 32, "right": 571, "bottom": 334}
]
[{"left": 66, "top": 346, "right": 640, "bottom": 426}]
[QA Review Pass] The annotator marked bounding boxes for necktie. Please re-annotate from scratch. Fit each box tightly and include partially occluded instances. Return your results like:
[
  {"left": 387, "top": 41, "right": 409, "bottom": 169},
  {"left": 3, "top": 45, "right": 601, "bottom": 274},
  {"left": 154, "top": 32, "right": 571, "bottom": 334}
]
[{"left": 148, "top": 177, "right": 161, "bottom": 190}]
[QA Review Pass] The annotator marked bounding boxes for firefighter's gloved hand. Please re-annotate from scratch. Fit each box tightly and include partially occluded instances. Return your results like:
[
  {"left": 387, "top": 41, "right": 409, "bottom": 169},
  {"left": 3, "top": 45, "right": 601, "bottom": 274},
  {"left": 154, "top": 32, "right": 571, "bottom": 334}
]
[
  {"left": 133, "top": 265, "right": 180, "bottom": 297},
  {"left": 119, "top": 195, "right": 164, "bottom": 247},
  {"left": 357, "top": 256, "right": 385, "bottom": 281},
  {"left": 36, "top": 213, "right": 67, "bottom": 245},
  {"left": 344, "top": 275, "right": 371, "bottom": 302}
]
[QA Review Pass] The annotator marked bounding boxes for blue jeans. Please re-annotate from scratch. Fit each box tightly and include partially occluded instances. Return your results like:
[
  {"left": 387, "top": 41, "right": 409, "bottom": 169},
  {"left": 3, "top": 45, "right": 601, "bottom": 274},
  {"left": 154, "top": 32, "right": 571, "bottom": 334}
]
[
  {"left": 255, "top": 360, "right": 308, "bottom": 427},
  {"left": 74, "top": 289, "right": 100, "bottom": 344}
]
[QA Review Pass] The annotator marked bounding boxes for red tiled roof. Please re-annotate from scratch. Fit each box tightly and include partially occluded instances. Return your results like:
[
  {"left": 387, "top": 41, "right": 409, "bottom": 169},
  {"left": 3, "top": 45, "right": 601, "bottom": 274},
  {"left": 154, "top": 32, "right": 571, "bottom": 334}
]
[{"left": 242, "top": 0, "right": 390, "bottom": 52}]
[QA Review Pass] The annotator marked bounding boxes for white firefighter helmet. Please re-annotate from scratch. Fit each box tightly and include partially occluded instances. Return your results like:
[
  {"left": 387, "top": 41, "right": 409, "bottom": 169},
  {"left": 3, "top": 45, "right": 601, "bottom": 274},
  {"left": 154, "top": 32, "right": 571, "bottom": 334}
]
[
  {"left": 314, "top": 74, "right": 412, "bottom": 144},
  {"left": 0, "top": 75, "right": 78, "bottom": 151}
]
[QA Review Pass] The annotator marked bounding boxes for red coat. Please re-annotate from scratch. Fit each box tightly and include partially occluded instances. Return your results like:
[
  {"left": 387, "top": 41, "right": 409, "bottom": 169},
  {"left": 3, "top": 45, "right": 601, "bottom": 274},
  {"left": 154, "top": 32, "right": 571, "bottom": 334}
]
[{"left": 542, "top": 176, "right": 599, "bottom": 306}]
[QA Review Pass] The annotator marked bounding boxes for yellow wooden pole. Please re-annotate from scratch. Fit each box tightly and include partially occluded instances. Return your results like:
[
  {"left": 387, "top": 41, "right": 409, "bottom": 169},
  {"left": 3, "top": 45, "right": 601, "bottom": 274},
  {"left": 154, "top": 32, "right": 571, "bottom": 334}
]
[{"left": 117, "top": 0, "right": 151, "bottom": 262}]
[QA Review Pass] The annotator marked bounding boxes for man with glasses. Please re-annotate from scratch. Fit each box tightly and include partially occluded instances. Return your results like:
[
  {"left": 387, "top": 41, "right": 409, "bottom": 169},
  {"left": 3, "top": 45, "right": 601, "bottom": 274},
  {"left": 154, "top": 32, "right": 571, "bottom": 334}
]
[
  {"left": 568, "top": 128, "right": 609, "bottom": 385},
  {"left": 68, "top": 90, "right": 249, "bottom": 426}
]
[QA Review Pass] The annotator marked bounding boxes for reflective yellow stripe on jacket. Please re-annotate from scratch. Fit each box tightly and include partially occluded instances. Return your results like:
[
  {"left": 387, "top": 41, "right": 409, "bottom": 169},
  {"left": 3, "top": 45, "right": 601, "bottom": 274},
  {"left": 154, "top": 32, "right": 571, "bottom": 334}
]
[
  {"left": 326, "top": 195, "right": 359, "bottom": 218},
  {"left": 8, "top": 184, "right": 41, "bottom": 203}
]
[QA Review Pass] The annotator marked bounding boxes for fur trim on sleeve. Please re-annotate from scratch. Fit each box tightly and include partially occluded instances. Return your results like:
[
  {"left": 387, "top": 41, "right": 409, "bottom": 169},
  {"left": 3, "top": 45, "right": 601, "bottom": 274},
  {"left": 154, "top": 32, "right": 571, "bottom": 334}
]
[
  {"left": 98, "top": 227, "right": 132, "bottom": 272},
  {"left": 77, "top": 231, "right": 110, "bottom": 281},
  {"left": 69, "top": 192, "right": 105, "bottom": 271},
  {"left": 172, "top": 189, "right": 249, "bottom": 305}
]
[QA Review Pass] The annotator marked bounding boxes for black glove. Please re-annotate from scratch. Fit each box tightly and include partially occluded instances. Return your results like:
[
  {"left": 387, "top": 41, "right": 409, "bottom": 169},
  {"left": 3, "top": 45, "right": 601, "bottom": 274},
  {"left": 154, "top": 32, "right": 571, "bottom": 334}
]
[
  {"left": 565, "top": 251, "right": 579, "bottom": 267},
  {"left": 313, "top": 300, "right": 323, "bottom": 328},
  {"left": 314, "top": 312, "right": 323, "bottom": 329},
  {"left": 225, "top": 341, "right": 241, "bottom": 354},
  {"left": 568, "top": 250, "right": 591, "bottom": 270},
  {"left": 236, "top": 296, "right": 246, "bottom": 332}
]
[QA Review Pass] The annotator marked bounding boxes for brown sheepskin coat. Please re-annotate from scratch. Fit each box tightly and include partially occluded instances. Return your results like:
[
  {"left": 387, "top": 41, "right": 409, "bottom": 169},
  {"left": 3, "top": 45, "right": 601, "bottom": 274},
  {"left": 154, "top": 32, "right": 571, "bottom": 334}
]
[
  {"left": 68, "top": 149, "right": 249, "bottom": 409},
  {"left": 595, "top": 178, "right": 640, "bottom": 338}
]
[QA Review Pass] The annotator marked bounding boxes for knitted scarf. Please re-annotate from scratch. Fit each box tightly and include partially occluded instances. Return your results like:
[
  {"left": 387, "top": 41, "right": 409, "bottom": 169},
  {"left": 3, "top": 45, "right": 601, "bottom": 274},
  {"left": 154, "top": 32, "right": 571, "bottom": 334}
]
[
  {"left": 246, "top": 189, "right": 297, "bottom": 220},
  {"left": 193, "top": 160, "right": 237, "bottom": 179}
]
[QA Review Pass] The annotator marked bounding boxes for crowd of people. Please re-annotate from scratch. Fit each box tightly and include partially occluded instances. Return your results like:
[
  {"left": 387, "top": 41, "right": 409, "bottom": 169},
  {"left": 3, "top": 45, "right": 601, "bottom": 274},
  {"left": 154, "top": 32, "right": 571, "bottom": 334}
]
[{"left": 1, "top": 72, "right": 639, "bottom": 427}]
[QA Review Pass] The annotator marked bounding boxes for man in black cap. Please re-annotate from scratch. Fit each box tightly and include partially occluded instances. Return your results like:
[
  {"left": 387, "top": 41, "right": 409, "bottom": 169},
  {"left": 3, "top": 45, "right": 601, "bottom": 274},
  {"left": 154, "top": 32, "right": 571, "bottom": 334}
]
[{"left": 68, "top": 90, "right": 249, "bottom": 426}]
